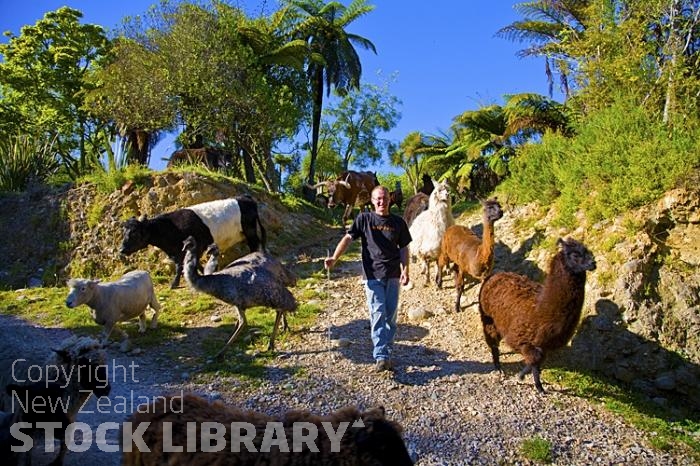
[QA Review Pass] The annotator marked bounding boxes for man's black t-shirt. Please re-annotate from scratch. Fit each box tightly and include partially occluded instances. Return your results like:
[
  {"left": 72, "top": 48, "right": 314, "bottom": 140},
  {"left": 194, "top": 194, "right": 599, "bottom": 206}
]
[{"left": 348, "top": 211, "right": 412, "bottom": 280}]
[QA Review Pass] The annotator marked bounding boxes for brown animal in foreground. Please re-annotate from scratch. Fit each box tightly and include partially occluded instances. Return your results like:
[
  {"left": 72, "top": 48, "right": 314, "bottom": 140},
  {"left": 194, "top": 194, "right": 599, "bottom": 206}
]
[
  {"left": 121, "top": 393, "right": 414, "bottom": 465},
  {"left": 437, "top": 198, "right": 503, "bottom": 312},
  {"left": 478, "top": 238, "right": 596, "bottom": 393}
]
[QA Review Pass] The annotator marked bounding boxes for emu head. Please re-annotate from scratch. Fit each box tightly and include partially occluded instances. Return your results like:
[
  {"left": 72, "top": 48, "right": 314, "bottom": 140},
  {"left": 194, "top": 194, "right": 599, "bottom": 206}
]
[
  {"left": 557, "top": 238, "right": 596, "bottom": 274},
  {"left": 182, "top": 235, "right": 198, "bottom": 253},
  {"left": 481, "top": 197, "right": 504, "bottom": 223},
  {"left": 120, "top": 216, "right": 149, "bottom": 255}
]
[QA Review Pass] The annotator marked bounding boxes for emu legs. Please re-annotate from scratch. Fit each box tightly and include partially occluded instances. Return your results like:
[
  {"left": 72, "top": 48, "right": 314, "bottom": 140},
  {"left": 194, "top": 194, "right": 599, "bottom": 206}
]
[{"left": 215, "top": 307, "right": 288, "bottom": 360}]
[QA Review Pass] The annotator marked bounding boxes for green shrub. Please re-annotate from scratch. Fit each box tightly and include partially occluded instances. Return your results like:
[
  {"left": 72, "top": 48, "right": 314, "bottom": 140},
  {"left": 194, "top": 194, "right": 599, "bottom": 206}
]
[
  {"left": 504, "top": 133, "right": 567, "bottom": 205},
  {"left": 505, "top": 98, "right": 700, "bottom": 224},
  {"left": 0, "top": 133, "right": 59, "bottom": 192},
  {"left": 80, "top": 163, "right": 153, "bottom": 193}
]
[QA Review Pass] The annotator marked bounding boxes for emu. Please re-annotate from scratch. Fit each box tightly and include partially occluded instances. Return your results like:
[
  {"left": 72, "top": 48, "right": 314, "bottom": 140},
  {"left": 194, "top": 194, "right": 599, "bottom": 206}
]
[
  {"left": 182, "top": 236, "right": 297, "bottom": 359},
  {"left": 478, "top": 238, "right": 596, "bottom": 393}
]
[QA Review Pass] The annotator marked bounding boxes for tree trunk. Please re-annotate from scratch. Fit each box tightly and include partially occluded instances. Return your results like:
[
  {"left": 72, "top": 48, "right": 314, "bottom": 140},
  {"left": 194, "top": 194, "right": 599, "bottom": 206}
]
[
  {"left": 304, "top": 68, "right": 325, "bottom": 201},
  {"left": 125, "top": 129, "right": 150, "bottom": 166},
  {"left": 242, "top": 148, "right": 256, "bottom": 184}
]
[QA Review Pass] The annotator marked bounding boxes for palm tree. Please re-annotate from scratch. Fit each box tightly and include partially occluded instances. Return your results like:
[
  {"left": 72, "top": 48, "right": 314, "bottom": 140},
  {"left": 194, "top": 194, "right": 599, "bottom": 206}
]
[
  {"left": 390, "top": 131, "right": 436, "bottom": 194},
  {"left": 497, "top": 0, "right": 591, "bottom": 98},
  {"left": 286, "top": 0, "right": 376, "bottom": 199},
  {"left": 422, "top": 93, "right": 570, "bottom": 197}
]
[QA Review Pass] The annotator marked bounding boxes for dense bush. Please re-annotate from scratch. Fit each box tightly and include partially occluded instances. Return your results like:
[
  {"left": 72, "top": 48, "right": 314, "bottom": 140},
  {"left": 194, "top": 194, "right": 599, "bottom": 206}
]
[
  {"left": 0, "top": 133, "right": 60, "bottom": 192},
  {"left": 504, "top": 99, "right": 700, "bottom": 225}
]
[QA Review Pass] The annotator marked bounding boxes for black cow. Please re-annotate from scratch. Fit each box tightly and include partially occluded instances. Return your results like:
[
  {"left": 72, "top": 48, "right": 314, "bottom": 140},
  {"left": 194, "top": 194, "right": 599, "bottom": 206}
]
[{"left": 120, "top": 196, "right": 266, "bottom": 288}]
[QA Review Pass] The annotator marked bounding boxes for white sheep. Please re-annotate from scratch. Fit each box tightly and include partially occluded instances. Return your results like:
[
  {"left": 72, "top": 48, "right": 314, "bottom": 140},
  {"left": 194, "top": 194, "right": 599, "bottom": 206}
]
[
  {"left": 407, "top": 179, "right": 455, "bottom": 287},
  {"left": 65, "top": 270, "right": 160, "bottom": 352}
]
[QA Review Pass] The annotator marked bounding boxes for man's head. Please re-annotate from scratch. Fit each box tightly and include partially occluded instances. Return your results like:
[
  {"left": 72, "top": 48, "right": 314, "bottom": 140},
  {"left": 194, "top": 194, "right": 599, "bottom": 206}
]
[{"left": 371, "top": 186, "right": 390, "bottom": 216}]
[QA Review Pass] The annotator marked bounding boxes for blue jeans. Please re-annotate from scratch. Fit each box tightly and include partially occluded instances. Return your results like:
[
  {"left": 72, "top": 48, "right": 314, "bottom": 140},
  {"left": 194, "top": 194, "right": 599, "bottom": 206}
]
[{"left": 364, "top": 278, "right": 400, "bottom": 362}]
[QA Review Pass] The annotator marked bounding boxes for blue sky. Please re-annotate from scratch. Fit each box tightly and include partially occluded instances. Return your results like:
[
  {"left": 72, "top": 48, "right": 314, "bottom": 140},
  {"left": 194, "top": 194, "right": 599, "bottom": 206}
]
[{"left": 0, "top": 1, "right": 557, "bottom": 172}]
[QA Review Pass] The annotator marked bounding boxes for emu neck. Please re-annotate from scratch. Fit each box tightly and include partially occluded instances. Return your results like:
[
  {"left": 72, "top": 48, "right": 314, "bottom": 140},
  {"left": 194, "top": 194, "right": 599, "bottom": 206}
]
[{"left": 183, "top": 249, "right": 201, "bottom": 286}]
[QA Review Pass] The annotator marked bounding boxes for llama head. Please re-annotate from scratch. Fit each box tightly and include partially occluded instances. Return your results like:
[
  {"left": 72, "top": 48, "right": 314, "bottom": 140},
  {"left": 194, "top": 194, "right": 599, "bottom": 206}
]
[
  {"left": 428, "top": 180, "right": 450, "bottom": 208},
  {"left": 557, "top": 238, "right": 596, "bottom": 274},
  {"left": 481, "top": 197, "right": 504, "bottom": 223}
]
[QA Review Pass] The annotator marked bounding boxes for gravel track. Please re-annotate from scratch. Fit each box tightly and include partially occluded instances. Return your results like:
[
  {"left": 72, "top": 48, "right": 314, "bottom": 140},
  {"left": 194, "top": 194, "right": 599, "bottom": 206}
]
[{"left": 4, "top": 248, "right": 696, "bottom": 465}]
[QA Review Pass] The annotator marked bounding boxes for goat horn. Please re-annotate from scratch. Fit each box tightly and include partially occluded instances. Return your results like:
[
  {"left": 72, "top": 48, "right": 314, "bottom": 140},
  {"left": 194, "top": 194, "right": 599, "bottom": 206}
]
[
  {"left": 307, "top": 181, "right": 328, "bottom": 190},
  {"left": 338, "top": 180, "right": 351, "bottom": 188}
]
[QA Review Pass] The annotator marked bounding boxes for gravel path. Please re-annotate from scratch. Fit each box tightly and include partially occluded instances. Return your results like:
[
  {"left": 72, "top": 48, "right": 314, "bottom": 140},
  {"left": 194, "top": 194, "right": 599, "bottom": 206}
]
[{"left": 5, "top": 254, "right": 696, "bottom": 465}]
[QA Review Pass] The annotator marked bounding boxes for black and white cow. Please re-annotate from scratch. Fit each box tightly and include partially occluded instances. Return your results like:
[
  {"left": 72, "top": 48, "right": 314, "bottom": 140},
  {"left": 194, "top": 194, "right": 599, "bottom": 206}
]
[{"left": 120, "top": 195, "right": 266, "bottom": 288}]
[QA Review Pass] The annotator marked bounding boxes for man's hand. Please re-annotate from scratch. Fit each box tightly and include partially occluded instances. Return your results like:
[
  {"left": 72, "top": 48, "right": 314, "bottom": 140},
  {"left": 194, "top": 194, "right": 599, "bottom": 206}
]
[{"left": 400, "top": 265, "right": 410, "bottom": 286}]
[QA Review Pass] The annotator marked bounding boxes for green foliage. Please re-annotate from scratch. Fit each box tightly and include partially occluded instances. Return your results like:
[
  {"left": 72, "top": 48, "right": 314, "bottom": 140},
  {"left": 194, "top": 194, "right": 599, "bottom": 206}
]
[
  {"left": 323, "top": 78, "right": 401, "bottom": 170},
  {"left": 505, "top": 98, "right": 699, "bottom": 224},
  {"left": 0, "top": 133, "right": 60, "bottom": 192},
  {"left": 390, "top": 131, "right": 436, "bottom": 193},
  {"left": 285, "top": 0, "right": 376, "bottom": 186},
  {"left": 86, "top": 1, "right": 309, "bottom": 189},
  {"left": 79, "top": 163, "right": 152, "bottom": 194},
  {"left": 519, "top": 436, "right": 552, "bottom": 463},
  {"left": 0, "top": 7, "right": 111, "bottom": 178},
  {"left": 86, "top": 198, "right": 106, "bottom": 229}
]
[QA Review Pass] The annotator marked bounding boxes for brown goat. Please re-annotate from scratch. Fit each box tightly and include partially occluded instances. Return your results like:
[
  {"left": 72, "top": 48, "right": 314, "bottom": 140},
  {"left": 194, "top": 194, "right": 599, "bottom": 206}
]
[
  {"left": 437, "top": 198, "right": 503, "bottom": 312},
  {"left": 478, "top": 238, "right": 596, "bottom": 393},
  {"left": 122, "top": 393, "right": 414, "bottom": 465}
]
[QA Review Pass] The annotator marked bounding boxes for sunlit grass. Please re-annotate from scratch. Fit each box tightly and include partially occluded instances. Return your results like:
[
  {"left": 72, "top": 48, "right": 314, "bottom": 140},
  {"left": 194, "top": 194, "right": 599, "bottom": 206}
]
[
  {"left": 0, "top": 280, "right": 322, "bottom": 384},
  {"left": 520, "top": 436, "right": 552, "bottom": 463},
  {"left": 546, "top": 368, "right": 700, "bottom": 458}
]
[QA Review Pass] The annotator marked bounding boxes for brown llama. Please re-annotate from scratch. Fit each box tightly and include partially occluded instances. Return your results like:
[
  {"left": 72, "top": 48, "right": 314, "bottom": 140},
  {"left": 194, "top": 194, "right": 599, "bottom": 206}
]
[
  {"left": 478, "top": 238, "right": 596, "bottom": 393},
  {"left": 402, "top": 192, "right": 429, "bottom": 227},
  {"left": 436, "top": 198, "right": 503, "bottom": 312},
  {"left": 121, "top": 393, "right": 414, "bottom": 465}
]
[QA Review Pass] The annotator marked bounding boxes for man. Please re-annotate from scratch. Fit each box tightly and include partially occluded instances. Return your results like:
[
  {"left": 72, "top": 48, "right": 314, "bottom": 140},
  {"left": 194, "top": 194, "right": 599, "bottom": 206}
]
[{"left": 324, "top": 185, "right": 412, "bottom": 372}]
